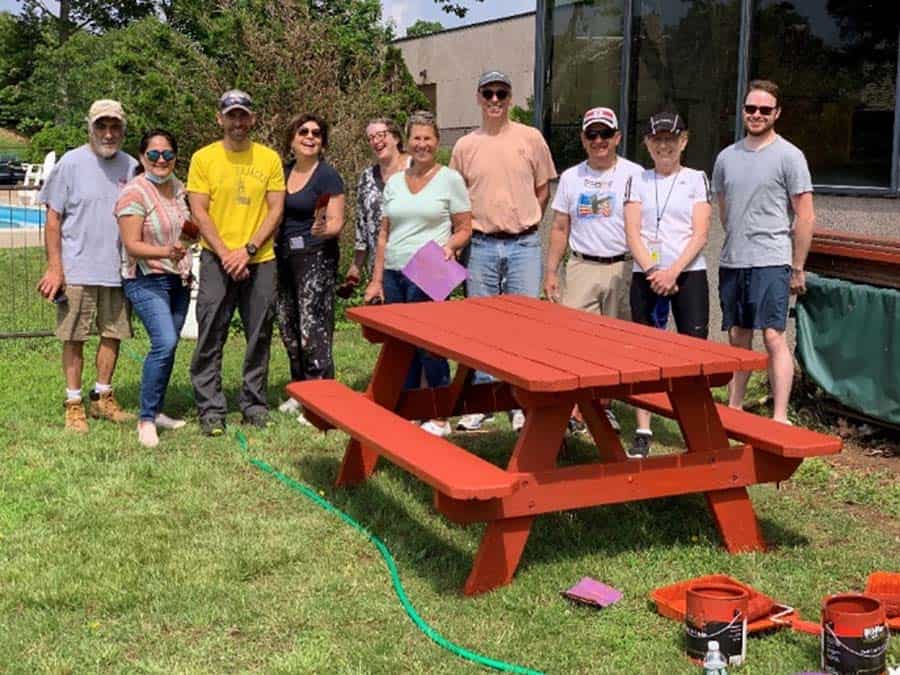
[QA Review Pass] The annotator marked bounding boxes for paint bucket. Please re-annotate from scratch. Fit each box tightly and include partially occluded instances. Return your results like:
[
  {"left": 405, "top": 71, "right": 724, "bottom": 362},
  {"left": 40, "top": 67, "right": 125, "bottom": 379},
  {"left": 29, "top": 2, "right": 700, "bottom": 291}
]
[
  {"left": 684, "top": 583, "right": 748, "bottom": 665},
  {"left": 821, "top": 593, "right": 889, "bottom": 675}
]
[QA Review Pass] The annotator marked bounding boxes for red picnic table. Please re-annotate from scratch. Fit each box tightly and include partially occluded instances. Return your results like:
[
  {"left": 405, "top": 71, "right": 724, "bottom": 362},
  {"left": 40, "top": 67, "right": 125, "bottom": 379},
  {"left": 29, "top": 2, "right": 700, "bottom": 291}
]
[{"left": 287, "top": 295, "right": 841, "bottom": 596}]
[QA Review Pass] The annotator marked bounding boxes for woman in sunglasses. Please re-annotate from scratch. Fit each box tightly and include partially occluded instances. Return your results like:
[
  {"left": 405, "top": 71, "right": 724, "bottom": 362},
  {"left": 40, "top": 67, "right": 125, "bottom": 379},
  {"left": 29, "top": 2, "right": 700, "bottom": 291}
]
[
  {"left": 364, "top": 111, "right": 472, "bottom": 437},
  {"left": 275, "top": 113, "right": 345, "bottom": 422},
  {"left": 624, "top": 112, "right": 712, "bottom": 458},
  {"left": 341, "top": 118, "right": 410, "bottom": 297},
  {"left": 115, "top": 128, "right": 193, "bottom": 448}
]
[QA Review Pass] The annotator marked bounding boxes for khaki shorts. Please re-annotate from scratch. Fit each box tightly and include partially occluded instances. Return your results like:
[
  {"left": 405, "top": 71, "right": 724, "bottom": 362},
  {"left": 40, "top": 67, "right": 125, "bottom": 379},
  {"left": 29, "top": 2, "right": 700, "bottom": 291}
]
[
  {"left": 562, "top": 256, "right": 632, "bottom": 319},
  {"left": 56, "top": 285, "right": 132, "bottom": 342}
]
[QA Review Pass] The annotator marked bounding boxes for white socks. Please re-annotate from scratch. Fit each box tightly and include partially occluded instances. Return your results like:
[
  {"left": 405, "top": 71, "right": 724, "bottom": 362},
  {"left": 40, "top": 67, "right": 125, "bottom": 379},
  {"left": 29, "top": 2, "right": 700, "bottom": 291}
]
[
  {"left": 94, "top": 382, "right": 112, "bottom": 394},
  {"left": 66, "top": 388, "right": 82, "bottom": 401}
]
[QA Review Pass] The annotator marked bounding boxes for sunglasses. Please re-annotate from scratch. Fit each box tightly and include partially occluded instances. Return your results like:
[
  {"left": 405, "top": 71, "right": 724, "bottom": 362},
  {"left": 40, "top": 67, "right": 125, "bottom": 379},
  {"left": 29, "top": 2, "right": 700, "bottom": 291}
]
[
  {"left": 744, "top": 105, "right": 776, "bottom": 116},
  {"left": 480, "top": 88, "right": 509, "bottom": 102},
  {"left": 367, "top": 130, "right": 388, "bottom": 143},
  {"left": 584, "top": 127, "right": 617, "bottom": 141},
  {"left": 146, "top": 149, "right": 176, "bottom": 162},
  {"left": 297, "top": 127, "right": 322, "bottom": 138}
]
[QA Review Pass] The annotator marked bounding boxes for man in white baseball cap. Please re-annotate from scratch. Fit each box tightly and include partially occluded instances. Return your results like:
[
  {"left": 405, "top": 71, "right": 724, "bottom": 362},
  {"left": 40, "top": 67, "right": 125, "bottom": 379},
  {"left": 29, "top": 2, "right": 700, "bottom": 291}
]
[{"left": 37, "top": 98, "right": 138, "bottom": 432}]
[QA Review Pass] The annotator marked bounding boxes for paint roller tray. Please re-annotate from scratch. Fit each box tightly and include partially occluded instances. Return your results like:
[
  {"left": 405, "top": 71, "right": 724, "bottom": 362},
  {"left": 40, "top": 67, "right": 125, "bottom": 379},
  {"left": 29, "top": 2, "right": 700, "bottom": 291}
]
[{"left": 651, "top": 574, "right": 797, "bottom": 633}]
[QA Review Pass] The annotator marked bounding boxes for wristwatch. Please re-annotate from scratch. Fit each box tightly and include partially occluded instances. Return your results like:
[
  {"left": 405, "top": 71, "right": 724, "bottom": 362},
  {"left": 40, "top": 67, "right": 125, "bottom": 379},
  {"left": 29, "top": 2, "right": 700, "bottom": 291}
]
[{"left": 245, "top": 242, "right": 258, "bottom": 257}]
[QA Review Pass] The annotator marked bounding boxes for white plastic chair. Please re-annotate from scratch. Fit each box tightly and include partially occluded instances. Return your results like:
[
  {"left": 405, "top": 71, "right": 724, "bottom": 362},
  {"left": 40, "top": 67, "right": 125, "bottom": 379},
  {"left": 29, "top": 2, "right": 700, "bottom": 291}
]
[{"left": 22, "top": 163, "right": 41, "bottom": 186}]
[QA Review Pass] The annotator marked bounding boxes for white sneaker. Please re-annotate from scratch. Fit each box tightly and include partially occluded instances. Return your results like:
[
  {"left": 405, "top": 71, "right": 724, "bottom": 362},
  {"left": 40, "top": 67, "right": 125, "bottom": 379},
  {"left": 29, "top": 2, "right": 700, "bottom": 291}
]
[
  {"left": 137, "top": 421, "right": 159, "bottom": 448},
  {"left": 604, "top": 408, "right": 621, "bottom": 433},
  {"left": 279, "top": 398, "right": 301, "bottom": 414},
  {"left": 456, "top": 413, "right": 494, "bottom": 431},
  {"left": 155, "top": 413, "right": 186, "bottom": 430},
  {"left": 297, "top": 413, "right": 313, "bottom": 426},
  {"left": 421, "top": 420, "right": 451, "bottom": 437},
  {"left": 511, "top": 409, "right": 526, "bottom": 432}
]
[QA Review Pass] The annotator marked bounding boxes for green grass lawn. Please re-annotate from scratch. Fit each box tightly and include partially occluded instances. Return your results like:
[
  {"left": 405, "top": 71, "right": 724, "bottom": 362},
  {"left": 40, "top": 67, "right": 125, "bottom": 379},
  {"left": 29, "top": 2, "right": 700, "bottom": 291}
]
[{"left": 1, "top": 328, "right": 898, "bottom": 673}]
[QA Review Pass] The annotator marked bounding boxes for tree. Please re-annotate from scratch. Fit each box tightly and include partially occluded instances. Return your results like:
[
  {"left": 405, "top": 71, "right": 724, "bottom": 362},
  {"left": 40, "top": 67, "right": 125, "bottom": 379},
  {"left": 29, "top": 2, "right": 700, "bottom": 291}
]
[
  {"left": 406, "top": 19, "right": 443, "bottom": 38},
  {"left": 20, "top": 0, "right": 160, "bottom": 43},
  {"left": 433, "top": 0, "right": 482, "bottom": 19}
]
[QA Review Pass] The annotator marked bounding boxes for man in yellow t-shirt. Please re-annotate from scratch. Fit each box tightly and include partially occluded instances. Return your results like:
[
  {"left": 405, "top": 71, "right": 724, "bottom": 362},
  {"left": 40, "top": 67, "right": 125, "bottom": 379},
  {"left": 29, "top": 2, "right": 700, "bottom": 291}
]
[{"left": 187, "top": 89, "right": 286, "bottom": 436}]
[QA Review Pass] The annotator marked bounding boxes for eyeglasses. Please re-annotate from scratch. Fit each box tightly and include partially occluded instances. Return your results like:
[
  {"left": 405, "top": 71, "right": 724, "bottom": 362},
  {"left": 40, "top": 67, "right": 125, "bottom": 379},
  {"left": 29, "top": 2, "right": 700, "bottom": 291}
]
[
  {"left": 480, "top": 88, "right": 509, "bottom": 102},
  {"left": 584, "top": 127, "right": 617, "bottom": 141},
  {"left": 367, "top": 130, "right": 388, "bottom": 143},
  {"left": 744, "top": 105, "right": 776, "bottom": 116},
  {"left": 297, "top": 127, "right": 322, "bottom": 138},
  {"left": 146, "top": 149, "right": 176, "bottom": 162}
]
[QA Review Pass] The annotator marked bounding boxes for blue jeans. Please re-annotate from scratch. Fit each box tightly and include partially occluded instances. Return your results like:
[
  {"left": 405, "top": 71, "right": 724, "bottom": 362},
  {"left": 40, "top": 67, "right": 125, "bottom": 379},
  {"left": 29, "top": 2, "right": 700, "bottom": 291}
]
[
  {"left": 465, "top": 229, "right": 543, "bottom": 383},
  {"left": 382, "top": 269, "right": 450, "bottom": 390},
  {"left": 123, "top": 272, "right": 190, "bottom": 421}
]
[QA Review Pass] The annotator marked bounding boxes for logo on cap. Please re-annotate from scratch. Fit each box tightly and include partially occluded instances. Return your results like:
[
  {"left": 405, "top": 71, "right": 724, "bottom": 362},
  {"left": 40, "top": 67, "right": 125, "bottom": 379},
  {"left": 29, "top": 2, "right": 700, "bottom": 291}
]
[
  {"left": 582, "top": 107, "right": 618, "bottom": 131},
  {"left": 219, "top": 89, "right": 253, "bottom": 114}
]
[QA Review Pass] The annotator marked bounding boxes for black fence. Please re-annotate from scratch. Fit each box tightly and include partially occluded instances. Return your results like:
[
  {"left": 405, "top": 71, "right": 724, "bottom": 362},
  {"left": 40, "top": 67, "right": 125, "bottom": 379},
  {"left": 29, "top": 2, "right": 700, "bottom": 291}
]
[{"left": 0, "top": 186, "right": 54, "bottom": 338}]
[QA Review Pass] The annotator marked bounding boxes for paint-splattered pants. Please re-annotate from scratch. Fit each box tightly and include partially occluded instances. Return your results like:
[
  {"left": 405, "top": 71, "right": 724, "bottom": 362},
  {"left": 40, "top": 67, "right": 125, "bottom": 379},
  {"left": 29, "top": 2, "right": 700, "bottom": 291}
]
[{"left": 276, "top": 248, "right": 338, "bottom": 382}]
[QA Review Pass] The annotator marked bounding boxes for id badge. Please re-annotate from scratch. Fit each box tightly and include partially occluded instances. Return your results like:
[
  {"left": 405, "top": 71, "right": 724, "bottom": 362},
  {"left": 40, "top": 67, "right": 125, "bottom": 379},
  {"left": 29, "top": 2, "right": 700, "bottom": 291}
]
[
  {"left": 289, "top": 235, "right": 305, "bottom": 251},
  {"left": 645, "top": 237, "right": 662, "bottom": 265}
]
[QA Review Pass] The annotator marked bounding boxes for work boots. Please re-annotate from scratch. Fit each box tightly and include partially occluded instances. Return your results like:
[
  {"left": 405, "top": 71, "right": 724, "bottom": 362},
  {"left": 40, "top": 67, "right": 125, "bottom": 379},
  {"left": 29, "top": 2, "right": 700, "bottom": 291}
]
[
  {"left": 89, "top": 389, "right": 136, "bottom": 423},
  {"left": 64, "top": 398, "right": 89, "bottom": 433}
]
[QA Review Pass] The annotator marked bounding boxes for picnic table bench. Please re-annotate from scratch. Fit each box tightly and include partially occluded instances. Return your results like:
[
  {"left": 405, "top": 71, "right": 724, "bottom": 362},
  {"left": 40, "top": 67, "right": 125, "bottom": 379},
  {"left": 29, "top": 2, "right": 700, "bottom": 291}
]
[{"left": 287, "top": 295, "right": 841, "bottom": 595}]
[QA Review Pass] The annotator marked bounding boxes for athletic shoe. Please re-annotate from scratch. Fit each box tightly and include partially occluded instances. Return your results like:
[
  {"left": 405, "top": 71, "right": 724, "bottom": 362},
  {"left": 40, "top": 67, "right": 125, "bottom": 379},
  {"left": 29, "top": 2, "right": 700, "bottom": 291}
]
[
  {"left": 604, "top": 408, "right": 621, "bottom": 433},
  {"left": 626, "top": 431, "right": 652, "bottom": 459},
  {"left": 511, "top": 409, "right": 526, "bottom": 432},
  {"left": 421, "top": 420, "right": 451, "bottom": 437},
  {"left": 200, "top": 417, "right": 226, "bottom": 437},
  {"left": 137, "top": 421, "right": 159, "bottom": 448},
  {"left": 89, "top": 389, "right": 135, "bottom": 423},
  {"left": 456, "top": 413, "right": 494, "bottom": 431},
  {"left": 297, "top": 413, "right": 313, "bottom": 427},
  {"left": 278, "top": 398, "right": 301, "bottom": 414},
  {"left": 155, "top": 413, "right": 186, "bottom": 430},
  {"left": 64, "top": 398, "right": 88, "bottom": 433},
  {"left": 241, "top": 412, "right": 269, "bottom": 429}
]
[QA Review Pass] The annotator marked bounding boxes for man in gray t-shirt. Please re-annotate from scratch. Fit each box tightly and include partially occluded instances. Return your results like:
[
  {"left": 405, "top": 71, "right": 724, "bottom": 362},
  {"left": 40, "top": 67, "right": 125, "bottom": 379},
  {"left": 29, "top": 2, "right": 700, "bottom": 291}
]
[
  {"left": 37, "top": 99, "right": 138, "bottom": 432},
  {"left": 711, "top": 79, "right": 815, "bottom": 424}
]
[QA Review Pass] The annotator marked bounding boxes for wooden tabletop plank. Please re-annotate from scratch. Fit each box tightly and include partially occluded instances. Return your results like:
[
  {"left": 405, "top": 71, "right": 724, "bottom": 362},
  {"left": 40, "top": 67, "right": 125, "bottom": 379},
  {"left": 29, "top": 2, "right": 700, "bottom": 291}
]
[
  {"left": 468, "top": 296, "right": 713, "bottom": 378},
  {"left": 348, "top": 304, "right": 580, "bottom": 391},
  {"left": 498, "top": 295, "right": 767, "bottom": 371},
  {"left": 393, "top": 300, "right": 645, "bottom": 385}
]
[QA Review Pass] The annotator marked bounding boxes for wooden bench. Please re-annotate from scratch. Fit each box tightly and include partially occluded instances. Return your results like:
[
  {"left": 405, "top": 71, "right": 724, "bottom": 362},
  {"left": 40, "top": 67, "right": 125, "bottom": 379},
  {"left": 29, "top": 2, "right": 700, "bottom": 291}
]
[
  {"left": 625, "top": 392, "right": 842, "bottom": 458},
  {"left": 285, "top": 379, "right": 522, "bottom": 501}
]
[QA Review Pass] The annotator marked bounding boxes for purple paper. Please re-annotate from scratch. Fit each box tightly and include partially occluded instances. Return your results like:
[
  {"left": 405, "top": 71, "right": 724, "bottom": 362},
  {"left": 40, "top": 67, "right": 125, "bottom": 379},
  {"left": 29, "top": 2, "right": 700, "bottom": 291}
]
[
  {"left": 562, "top": 577, "right": 623, "bottom": 608},
  {"left": 401, "top": 240, "right": 468, "bottom": 301}
]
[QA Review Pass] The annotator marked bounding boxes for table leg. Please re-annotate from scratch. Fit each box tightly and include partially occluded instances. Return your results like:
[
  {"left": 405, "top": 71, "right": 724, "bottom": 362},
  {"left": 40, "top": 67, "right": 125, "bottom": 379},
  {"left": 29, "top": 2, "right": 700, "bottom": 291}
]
[
  {"left": 668, "top": 377, "right": 766, "bottom": 552},
  {"left": 577, "top": 394, "right": 627, "bottom": 462},
  {"left": 464, "top": 401, "right": 571, "bottom": 595},
  {"left": 336, "top": 338, "right": 414, "bottom": 487}
]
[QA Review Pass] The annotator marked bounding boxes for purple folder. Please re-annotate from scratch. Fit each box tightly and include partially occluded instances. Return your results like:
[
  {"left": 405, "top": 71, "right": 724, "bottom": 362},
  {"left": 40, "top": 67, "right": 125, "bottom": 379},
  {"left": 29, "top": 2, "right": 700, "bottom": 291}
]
[
  {"left": 562, "top": 577, "right": 623, "bottom": 609},
  {"left": 401, "top": 240, "right": 468, "bottom": 301}
]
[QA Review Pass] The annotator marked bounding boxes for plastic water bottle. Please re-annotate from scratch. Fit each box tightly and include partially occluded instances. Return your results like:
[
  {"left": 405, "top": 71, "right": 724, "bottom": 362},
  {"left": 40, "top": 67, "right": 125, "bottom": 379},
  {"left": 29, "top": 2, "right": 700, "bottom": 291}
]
[{"left": 702, "top": 640, "right": 728, "bottom": 675}]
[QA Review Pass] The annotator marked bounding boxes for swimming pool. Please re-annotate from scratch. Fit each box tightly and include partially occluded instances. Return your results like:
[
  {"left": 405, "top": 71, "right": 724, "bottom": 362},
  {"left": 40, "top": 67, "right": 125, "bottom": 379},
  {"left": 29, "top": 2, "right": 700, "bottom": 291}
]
[{"left": 0, "top": 205, "right": 44, "bottom": 229}]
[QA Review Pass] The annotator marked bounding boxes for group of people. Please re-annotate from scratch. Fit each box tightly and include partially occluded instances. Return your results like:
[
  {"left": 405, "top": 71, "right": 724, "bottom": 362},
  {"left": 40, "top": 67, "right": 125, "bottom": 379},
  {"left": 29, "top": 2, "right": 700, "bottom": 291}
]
[{"left": 37, "top": 71, "right": 814, "bottom": 457}]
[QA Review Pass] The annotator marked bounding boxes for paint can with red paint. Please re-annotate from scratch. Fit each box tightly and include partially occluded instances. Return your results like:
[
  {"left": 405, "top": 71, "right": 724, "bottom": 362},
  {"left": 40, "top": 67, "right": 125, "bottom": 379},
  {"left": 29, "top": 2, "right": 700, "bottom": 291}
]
[
  {"left": 684, "top": 583, "right": 748, "bottom": 665},
  {"left": 821, "top": 593, "right": 889, "bottom": 674}
]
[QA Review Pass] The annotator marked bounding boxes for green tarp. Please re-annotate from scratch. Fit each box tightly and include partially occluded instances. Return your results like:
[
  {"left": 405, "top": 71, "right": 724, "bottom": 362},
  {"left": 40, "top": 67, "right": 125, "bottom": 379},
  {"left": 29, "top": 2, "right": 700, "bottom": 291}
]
[{"left": 796, "top": 273, "right": 900, "bottom": 426}]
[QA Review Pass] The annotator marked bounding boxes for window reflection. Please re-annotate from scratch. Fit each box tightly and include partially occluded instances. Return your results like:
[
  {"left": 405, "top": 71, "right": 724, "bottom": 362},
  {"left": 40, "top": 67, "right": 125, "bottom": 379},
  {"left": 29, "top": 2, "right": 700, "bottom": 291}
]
[{"left": 751, "top": 0, "right": 898, "bottom": 187}]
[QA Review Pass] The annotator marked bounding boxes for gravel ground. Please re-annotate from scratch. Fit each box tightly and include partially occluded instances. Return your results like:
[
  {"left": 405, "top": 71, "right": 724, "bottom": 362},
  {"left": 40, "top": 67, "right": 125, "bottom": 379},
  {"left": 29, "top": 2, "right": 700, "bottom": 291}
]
[{"left": 542, "top": 184, "right": 899, "bottom": 348}]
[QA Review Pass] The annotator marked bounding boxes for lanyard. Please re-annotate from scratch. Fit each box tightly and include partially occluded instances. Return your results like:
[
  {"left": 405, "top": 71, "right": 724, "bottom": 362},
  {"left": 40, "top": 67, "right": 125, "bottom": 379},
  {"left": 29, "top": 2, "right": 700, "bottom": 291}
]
[{"left": 654, "top": 169, "right": 680, "bottom": 237}]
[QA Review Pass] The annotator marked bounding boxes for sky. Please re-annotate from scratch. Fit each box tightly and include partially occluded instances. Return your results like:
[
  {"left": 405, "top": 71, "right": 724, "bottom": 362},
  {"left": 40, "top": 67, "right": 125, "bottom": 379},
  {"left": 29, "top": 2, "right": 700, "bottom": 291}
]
[{"left": 0, "top": 0, "right": 537, "bottom": 31}]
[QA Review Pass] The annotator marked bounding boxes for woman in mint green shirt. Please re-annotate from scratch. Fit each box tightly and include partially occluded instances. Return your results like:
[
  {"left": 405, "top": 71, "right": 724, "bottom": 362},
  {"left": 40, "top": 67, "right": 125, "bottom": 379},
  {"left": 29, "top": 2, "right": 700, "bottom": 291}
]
[{"left": 364, "top": 111, "right": 472, "bottom": 437}]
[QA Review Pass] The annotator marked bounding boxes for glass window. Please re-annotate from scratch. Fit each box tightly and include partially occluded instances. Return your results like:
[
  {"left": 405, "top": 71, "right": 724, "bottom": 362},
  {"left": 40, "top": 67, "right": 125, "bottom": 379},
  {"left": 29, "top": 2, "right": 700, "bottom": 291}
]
[
  {"left": 543, "top": 0, "right": 626, "bottom": 171},
  {"left": 751, "top": 0, "right": 899, "bottom": 187},
  {"left": 626, "top": 0, "right": 741, "bottom": 174}
]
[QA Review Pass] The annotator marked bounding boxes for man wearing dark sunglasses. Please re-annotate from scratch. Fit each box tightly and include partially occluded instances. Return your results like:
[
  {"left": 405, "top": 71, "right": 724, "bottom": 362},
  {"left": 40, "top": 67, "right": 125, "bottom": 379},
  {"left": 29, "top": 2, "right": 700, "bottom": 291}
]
[
  {"left": 450, "top": 70, "right": 557, "bottom": 432},
  {"left": 37, "top": 99, "right": 139, "bottom": 433},
  {"left": 544, "top": 106, "right": 643, "bottom": 434},
  {"left": 711, "top": 79, "right": 815, "bottom": 424},
  {"left": 187, "top": 89, "right": 286, "bottom": 436}
]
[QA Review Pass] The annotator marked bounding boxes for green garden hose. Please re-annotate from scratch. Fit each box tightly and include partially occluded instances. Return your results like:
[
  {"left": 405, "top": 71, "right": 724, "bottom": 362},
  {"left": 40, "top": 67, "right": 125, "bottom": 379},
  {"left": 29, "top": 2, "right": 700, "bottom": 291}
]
[{"left": 234, "top": 431, "right": 544, "bottom": 675}]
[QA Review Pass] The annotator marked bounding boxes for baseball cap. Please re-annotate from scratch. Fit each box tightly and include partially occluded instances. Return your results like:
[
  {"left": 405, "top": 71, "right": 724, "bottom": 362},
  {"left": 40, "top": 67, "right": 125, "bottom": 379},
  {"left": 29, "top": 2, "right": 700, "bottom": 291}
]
[
  {"left": 477, "top": 70, "right": 512, "bottom": 89},
  {"left": 582, "top": 107, "right": 618, "bottom": 131},
  {"left": 87, "top": 99, "right": 125, "bottom": 126},
  {"left": 646, "top": 111, "right": 687, "bottom": 136},
  {"left": 218, "top": 89, "right": 253, "bottom": 114}
]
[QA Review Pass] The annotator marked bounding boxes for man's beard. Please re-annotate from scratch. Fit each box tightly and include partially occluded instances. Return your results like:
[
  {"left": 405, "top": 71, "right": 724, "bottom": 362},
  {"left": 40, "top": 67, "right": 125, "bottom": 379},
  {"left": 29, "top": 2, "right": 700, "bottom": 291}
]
[{"left": 91, "top": 136, "right": 121, "bottom": 159}]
